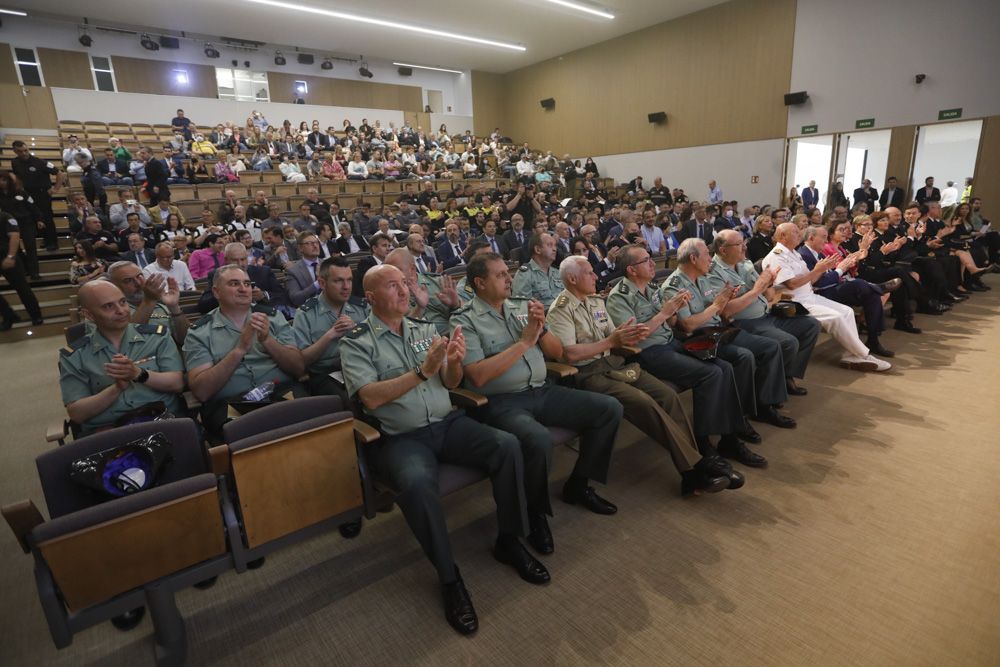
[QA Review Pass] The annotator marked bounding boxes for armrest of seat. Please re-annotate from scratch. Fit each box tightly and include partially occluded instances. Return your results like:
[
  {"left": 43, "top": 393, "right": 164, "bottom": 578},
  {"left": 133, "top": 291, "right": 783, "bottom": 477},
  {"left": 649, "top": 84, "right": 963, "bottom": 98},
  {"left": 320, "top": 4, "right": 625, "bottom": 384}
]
[
  {"left": 45, "top": 420, "right": 68, "bottom": 445},
  {"left": 2, "top": 500, "right": 44, "bottom": 554},
  {"left": 353, "top": 420, "right": 381, "bottom": 445},
  {"left": 449, "top": 388, "right": 488, "bottom": 408},
  {"left": 545, "top": 362, "right": 578, "bottom": 379},
  {"left": 207, "top": 445, "right": 231, "bottom": 475},
  {"left": 612, "top": 345, "right": 641, "bottom": 357}
]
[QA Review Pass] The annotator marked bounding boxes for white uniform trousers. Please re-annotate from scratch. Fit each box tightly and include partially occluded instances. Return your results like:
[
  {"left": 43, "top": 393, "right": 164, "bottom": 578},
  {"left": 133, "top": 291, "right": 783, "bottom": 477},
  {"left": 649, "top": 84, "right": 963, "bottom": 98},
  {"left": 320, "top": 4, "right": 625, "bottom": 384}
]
[{"left": 797, "top": 293, "right": 869, "bottom": 358}]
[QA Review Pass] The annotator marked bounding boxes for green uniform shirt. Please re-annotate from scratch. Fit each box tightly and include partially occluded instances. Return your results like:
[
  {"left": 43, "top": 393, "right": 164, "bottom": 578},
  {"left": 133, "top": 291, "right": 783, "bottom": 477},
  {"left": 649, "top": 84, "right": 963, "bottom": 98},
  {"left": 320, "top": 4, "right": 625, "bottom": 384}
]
[
  {"left": 59, "top": 323, "right": 184, "bottom": 434},
  {"left": 183, "top": 305, "right": 296, "bottom": 401},
  {"left": 606, "top": 277, "right": 673, "bottom": 349},
  {"left": 706, "top": 255, "right": 768, "bottom": 321},
  {"left": 456, "top": 277, "right": 475, "bottom": 303},
  {"left": 511, "top": 259, "right": 564, "bottom": 308},
  {"left": 83, "top": 302, "right": 177, "bottom": 336},
  {"left": 414, "top": 271, "right": 456, "bottom": 335},
  {"left": 339, "top": 314, "right": 453, "bottom": 435},
  {"left": 546, "top": 289, "right": 613, "bottom": 366},
  {"left": 449, "top": 296, "right": 547, "bottom": 396},
  {"left": 292, "top": 295, "right": 369, "bottom": 375},
  {"left": 660, "top": 268, "right": 721, "bottom": 327}
]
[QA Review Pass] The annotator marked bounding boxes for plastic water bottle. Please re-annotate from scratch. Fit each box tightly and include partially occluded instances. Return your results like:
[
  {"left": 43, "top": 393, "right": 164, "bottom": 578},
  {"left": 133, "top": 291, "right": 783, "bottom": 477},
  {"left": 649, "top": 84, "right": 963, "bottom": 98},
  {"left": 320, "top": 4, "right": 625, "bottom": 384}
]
[{"left": 243, "top": 380, "right": 276, "bottom": 402}]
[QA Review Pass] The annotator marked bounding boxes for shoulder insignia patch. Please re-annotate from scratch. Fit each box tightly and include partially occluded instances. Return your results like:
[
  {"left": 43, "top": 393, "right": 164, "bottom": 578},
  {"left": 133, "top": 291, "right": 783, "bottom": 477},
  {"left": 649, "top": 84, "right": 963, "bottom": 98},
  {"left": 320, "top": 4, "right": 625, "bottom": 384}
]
[
  {"left": 618, "top": 281, "right": 630, "bottom": 295},
  {"left": 300, "top": 295, "right": 319, "bottom": 311},
  {"left": 668, "top": 276, "right": 681, "bottom": 287},
  {"left": 252, "top": 303, "right": 277, "bottom": 316},
  {"left": 518, "top": 264, "right": 529, "bottom": 272},
  {"left": 345, "top": 323, "right": 370, "bottom": 339},
  {"left": 135, "top": 324, "right": 166, "bottom": 335},
  {"left": 192, "top": 314, "right": 213, "bottom": 329},
  {"left": 554, "top": 295, "right": 569, "bottom": 308},
  {"left": 773, "top": 248, "right": 783, "bottom": 254},
  {"left": 60, "top": 335, "right": 90, "bottom": 356},
  {"left": 463, "top": 282, "right": 474, "bottom": 294}
]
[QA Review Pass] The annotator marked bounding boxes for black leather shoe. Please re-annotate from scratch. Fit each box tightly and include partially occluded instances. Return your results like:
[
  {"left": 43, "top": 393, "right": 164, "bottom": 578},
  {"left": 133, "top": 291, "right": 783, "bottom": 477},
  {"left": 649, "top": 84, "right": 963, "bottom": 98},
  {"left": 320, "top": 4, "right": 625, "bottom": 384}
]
[
  {"left": 877, "top": 277, "right": 903, "bottom": 293},
  {"left": 562, "top": 484, "right": 617, "bottom": 515},
  {"left": 442, "top": 567, "right": 478, "bottom": 635},
  {"left": 785, "top": 380, "right": 807, "bottom": 396},
  {"left": 967, "top": 282, "right": 988, "bottom": 292},
  {"left": 31, "top": 317, "right": 44, "bottom": 326},
  {"left": 893, "top": 319, "right": 922, "bottom": 334},
  {"left": 868, "top": 341, "right": 895, "bottom": 358},
  {"left": 493, "top": 538, "right": 550, "bottom": 585},
  {"left": 947, "top": 292, "right": 968, "bottom": 302},
  {"left": 111, "top": 606, "right": 146, "bottom": 631},
  {"left": 718, "top": 438, "right": 768, "bottom": 468},
  {"left": 527, "top": 514, "right": 553, "bottom": 555},
  {"left": 751, "top": 405, "right": 797, "bottom": 429},
  {"left": 737, "top": 420, "right": 762, "bottom": 444},
  {"left": 680, "top": 468, "right": 730, "bottom": 497},
  {"left": 193, "top": 576, "right": 218, "bottom": 590},
  {"left": 696, "top": 455, "right": 743, "bottom": 489},
  {"left": 338, "top": 518, "right": 363, "bottom": 539}
]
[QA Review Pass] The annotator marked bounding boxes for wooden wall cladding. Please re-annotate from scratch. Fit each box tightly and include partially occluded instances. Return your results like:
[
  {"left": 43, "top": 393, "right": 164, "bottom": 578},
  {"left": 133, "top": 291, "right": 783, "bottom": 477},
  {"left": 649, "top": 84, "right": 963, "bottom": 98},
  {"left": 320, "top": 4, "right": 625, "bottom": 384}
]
[
  {"left": 111, "top": 56, "right": 217, "bottom": 98},
  {"left": 267, "top": 71, "right": 422, "bottom": 112},
  {"left": 37, "top": 48, "right": 93, "bottom": 90}
]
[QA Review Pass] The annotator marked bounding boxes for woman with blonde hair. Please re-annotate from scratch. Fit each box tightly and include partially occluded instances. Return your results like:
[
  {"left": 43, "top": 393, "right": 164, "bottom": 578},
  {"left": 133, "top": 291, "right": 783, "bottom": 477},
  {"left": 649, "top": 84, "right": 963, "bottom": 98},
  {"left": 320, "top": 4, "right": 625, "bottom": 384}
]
[{"left": 746, "top": 214, "right": 774, "bottom": 262}]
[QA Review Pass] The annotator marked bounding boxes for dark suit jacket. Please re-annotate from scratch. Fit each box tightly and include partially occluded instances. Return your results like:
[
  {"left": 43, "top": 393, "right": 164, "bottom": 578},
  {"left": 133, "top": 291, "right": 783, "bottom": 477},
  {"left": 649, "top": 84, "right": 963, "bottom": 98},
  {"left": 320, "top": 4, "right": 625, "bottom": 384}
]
[
  {"left": 122, "top": 248, "right": 156, "bottom": 266},
  {"left": 97, "top": 157, "right": 131, "bottom": 178},
  {"left": 802, "top": 187, "right": 820, "bottom": 209},
  {"left": 285, "top": 258, "right": 324, "bottom": 307},
  {"left": 353, "top": 255, "right": 381, "bottom": 297},
  {"left": 879, "top": 187, "right": 905, "bottom": 210},
  {"left": 435, "top": 238, "right": 466, "bottom": 269},
  {"left": 198, "top": 265, "right": 287, "bottom": 313},
  {"left": 414, "top": 252, "right": 439, "bottom": 274},
  {"left": 915, "top": 186, "right": 941, "bottom": 204},
  {"left": 477, "top": 234, "right": 507, "bottom": 257},
  {"left": 853, "top": 187, "right": 878, "bottom": 214},
  {"left": 335, "top": 235, "right": 370, "bottom": 255},
  {"left": 798, "top": 245, "right": 840, "bottom": 291},
  {"left": 681, "top": 219, "right": 715, "bottom": 244},
  {"left": 501, "top": 229, "right": 529, "bottom": 259},
  {"left": 144, "top": 158, "right": 170, "bottom": 198}
]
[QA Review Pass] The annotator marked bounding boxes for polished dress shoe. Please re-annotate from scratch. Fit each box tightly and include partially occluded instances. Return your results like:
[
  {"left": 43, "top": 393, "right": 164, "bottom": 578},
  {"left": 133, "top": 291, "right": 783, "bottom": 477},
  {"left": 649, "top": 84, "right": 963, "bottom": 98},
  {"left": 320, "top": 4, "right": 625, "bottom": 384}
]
[
  {"left": 737, "top": 420, "right": 762, "bottom": 444},
  {"left": 751, "top": 405, "right": 796, "bottom": 429},
  {"left": 698, "top": 455, "right": 746, "bottom": 490},
  {"left": 110, "top": 606, "right": 146, "bottom": 631},
  {"left": 493, "top": 538, "right": 550, "bottom": 585},
  {"left": 867, "top": 341, "right": 895, "bottom": 358},
  {"left": 338, "top": 518, "right": 363, "bottom": 539},
  {"left": 718, "top": 437, "right": 768, "bottom": 468},
  {"left": 527, "top": 514, "right": 553, "bottom": 555},
  {"left": 947, "top": 292, "right": 968, "bottom": 302},
  {"left": 877, "top": 277, "right": 903, "bottom": 293},
  {"left": 893, "top": 319, "right": 922, "bottom": 334},
  {"left": 442, "top": 567, "right": 478, "bottom": 635},
  {"left": 680, "top": 468, "right": 730, "bottom": 497},
  {"left": 785, "top": 380, "right": 807, "bottom": 396},
  {"left": 562, "top": 484, "right": 617, "bottom": 515}
]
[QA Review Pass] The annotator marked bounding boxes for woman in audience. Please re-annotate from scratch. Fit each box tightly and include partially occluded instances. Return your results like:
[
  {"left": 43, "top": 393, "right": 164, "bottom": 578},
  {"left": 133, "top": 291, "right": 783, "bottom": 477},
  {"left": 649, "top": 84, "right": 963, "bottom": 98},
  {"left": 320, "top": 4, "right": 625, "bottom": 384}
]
[
  {"left": 250, "top": 147, "right": 272, "bottom": 172},
  {"left": 822, "top": 221, "right": 864, "bottom": 279},
  {"left": 433, "top": 156, "right": 453, "bottom": 180},
  {"left": 584, "top": 157, "right": 599, "bottom": 178},
  {"left": 437, "top": 125, "right": 450, "bottom": 144},
  {"left": 342, "top": 119, "right": 355, "bottom": 134},
  {"left": 155, "top": 213, "right": 189, "bottom": 244},
  {"left": 214, "top": 156, "right": 240, "bottom": 184},
  {"left": 297, "top": 121, "right": 309, "bottom": 138},
  {"left": 279, "top": 155, "right": 307, "bottom": 183},
  {"left": 321, "top": 152, "right": 346, "bottom": 181},
  {"left": 281, "top": 119, "right": 293, "bottom": 139},
  {"left": 415, "top": 159, "right": 435, "bottom": 180},
  {"left": 69, "top": 241, "right": 106, "bottom": 285},
  {"left": 346, "top": 152, "right": 368, "bottom": 180},
  {"left": 828, "top": 181, "right": 849, "bottom": 209},
  {"left": 746, "top": 214, "right": 775, "bottom": 262},
  {"left": 443, "top": 198, "right": 461, "bottom": 221},
  {"left": 462, "top": 156, "right": 479, "bottom": 179},
  {"left": 808, "top": 208, "right": 823, "bottom": 226},
  {"left": 228, "top": 148, "right": 247, "bottom": 172},
  {"left": 939, "top": 205, "right": 994, "bottom": 288},
  {"left": 293, "top": 135, "right": 312, "bottom": 160},
  {"left": 786, "top": 186, "right": 803, "bottom": 210},
  {"left": 383, "top": 153, "right": 402, "bottom": 181}
]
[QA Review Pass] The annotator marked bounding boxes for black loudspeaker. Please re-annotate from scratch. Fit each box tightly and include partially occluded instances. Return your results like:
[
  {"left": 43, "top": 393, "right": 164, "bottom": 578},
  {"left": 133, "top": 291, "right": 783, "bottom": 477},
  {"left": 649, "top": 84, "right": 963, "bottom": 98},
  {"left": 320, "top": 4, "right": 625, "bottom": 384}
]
[
  {"left": 298, "top": 53, "right": 314, "bottom": 65},
  {"left": 648, "top": 111, "right": 667, "bottom": 124},
  {"left": 397, "top": 67, "right": 412, "bottom": 76},
  {"left": 784, "top": 91, "right": 809, "bottom": 106},
  {"left": 540, "top": 98, "right": 555, "bottom": 110},
  {"left": 158, "top": 36, "right": 180, "bottom": 49}
]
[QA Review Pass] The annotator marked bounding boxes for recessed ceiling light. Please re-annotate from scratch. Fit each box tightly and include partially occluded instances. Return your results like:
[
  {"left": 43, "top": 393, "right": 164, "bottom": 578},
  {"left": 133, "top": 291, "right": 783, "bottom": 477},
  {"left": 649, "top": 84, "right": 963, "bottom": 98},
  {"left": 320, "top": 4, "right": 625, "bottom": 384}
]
[
  {"left": 543, "top": 0, "right": 614, "bottom": 19},
  {"left": 245, "top": 0, "right": 525, "bottom": 51},
  {"left": 0, "top": 8, "right": 27, "bottom": 16},
  {"left": 392, "top": 62, "right": 463, "bottom": 75}
]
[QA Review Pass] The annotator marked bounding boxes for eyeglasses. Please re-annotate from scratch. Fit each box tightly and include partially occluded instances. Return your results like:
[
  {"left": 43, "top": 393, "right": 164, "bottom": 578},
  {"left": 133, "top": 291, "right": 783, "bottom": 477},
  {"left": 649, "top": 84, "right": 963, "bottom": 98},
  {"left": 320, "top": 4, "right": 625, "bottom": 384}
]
[
  {"left": 629, "top": 256, "right": 654, "bottom": 267},
  {"left": 722, "top": 241, "right": 747, "bottom": 247}
]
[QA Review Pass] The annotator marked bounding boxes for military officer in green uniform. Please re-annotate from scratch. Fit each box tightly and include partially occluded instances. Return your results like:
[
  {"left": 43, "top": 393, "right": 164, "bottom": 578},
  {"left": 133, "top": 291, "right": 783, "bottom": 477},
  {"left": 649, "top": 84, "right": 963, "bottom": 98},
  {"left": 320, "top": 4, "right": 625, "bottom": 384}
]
[
  {"left": 709, "top": 229, "right": 821, "bottom": 395},
  {"left": 107, "top": 260, "right": 189, "bottom": 346},
  {"left": 340, "top": 264, "right": 545, "bottom": 637},
  {"left": 548, "top": 256, "right": 744, "bottom": 496},
  {"left": 59, "top": 280, "right": 185, "bottom": 435},
  {"left": 455, "top": 240, "right": 492, "bottom": 303},
  {"left": 384, "top": 247, "right": 463, "bottom": 335},
  {"left": 606, "top": 244, "right": 762, "bottom": 467},
  {"left": 451, "top": 252, "right": 625, "bottom": 555},
  {"left": 662, "top": 238, "right": 796, "bottom": 436},
  {"left": 184, "top": 265, "right": 305, "bottom": 439},
  {"left": 511, "top": 232, "right": 564, "bottom": 308},
  {"left": 293, "top": 256, "right": 369, "bottom": 398}
]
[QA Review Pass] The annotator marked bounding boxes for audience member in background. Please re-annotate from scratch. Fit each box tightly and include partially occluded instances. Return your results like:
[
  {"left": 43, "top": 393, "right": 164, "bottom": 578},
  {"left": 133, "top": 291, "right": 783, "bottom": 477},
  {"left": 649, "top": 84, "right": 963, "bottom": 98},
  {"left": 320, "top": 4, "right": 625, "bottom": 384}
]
[
  {"left": 69, "top": 240, "right": 107, "bottom": 286},
  {"left": 940, "top": 180, "right": 959, "bottom": 210},
  {"left": 76, "top": 154, "right": 108, "bottom": 213},
  {"left": 140, "top": 146, "right": 170, "bottom": 206},
  {"left": 853, "top": 212, "right": 922, "bottom": 333},
  {"left": 385, "top": 247, "right": 461, "bottom": 336},
  {"left": 286, "top": 232, "right": 326, "bottom": 307},
  {"left": 197, "top": 242, "right": 288, "bottom": 316},
  {"left": 681, "top": 206, "right": 715, "bottom": 244},
  {"left": 75, "top": 215, "right": 120, "bottom": 261},
  {"left": 852, "top": 179, "right": 878, "bottom": 214},
  {"left": 335, "top": 222, "right": 368, "bottom": 254},
  {"left": 107, "top": 261, "right": 188, "bottom": 347},
  {"left": 151, "top": 198, "right": 186, "bottom": 230},
  {"left": 62, "top": 135, "right": 91, "bottom": 173},
  {"left": 511, "top": 233, "right": 564, "bottom": 309},
  {"left": 707, "top": 180, "right": 724, "bottom": 204},
  {"left": 1, "top": 211, "right": 43, "bottom": 328},
  {"left": 186, "top": 155, "right": 212, "bottom": 183},
  {"left": 280, "top": 155, "right": 308, "bottom": 183},
  {"left": 97, "top": 148, "right": 134, "bottom": 186},
  {"left": 171, "top": 109, "right": 193, "bottom": 140},
  {"left": 640, "top": 208, "right": 667, "bottom": 254},
  {"left": 188, "top": 233, "right": 228, "bottom": 280},
  {"left": 746, "top": 215, "right": 775, "bottom": 263},
  {"left": 353, "top": 232, "right": 393, "bottom": 297},
  {"left": 915, "top": 176, "right": 940, "bottom": 205},
  {"left": 121, "top": 232, "right": 156, "bottom": 268},
  {"left": 59, "top": 280, "right": 185, "bottom": 436},
  {"left": 291, "top": 204, "right": 318, "bottom": 233},
  {"left": 184, "top": 264, "right": 305, "bottom": 439},
  {"left": 109, "top": 189, "right": 152, "bottom": 231},
  {"left": 143, "top": 241, "right": 196, "bottom": 291},
  {"left": 879, "top": 176, "right": 905, "bottom": 211},
  {"left": 0, "top": 171, "right": 46, "bottom": 280}
]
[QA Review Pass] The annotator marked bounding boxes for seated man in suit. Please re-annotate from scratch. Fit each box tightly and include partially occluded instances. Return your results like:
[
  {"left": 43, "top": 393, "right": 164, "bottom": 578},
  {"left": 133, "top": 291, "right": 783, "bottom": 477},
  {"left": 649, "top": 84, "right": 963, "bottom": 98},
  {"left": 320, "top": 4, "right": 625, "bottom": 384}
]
[
  {"left": 353, "top": 231, "right": 392, "bottom": 297},
  {"left": 67, "top": 193, "right": 106, "bottom": 235},
  {"left": 477, "top": 219, "right": 507, "bottom": 257},
  {"left": 681, "top": 206, "right": 715, "bottom": 244},
  {"left": 435, "top": 222, "right": 467, "bottom": 270},
  {"left": 59, "top": 280, "right": 185, "bottom": 436},
  {"left": 184, "top": 265, "right": 306, "bottom": 439},
  {"left": 406, "top": 231, "right": 439, "bottom": 274},
  {"left": 335, "top": 221, "right": 370, "bottom": 254},
  {"left": 501, "top": 213, "right": 530, "bottom": 261},
  {"left": 198, "top": 242, "right": 289, "bottom": 316},
  {"left": 284, "top": 232, "right": 326, "bottom": 308},
  {"left": 121, "top": 232, "right": 156, "bottom": 269}
]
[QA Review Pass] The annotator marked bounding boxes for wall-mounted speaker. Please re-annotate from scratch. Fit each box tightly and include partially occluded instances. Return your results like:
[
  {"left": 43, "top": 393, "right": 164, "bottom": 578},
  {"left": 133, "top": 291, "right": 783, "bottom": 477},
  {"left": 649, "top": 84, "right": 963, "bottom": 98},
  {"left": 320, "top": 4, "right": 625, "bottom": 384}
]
[
  {"left": 540, "top": 98, "right": 555, "bottom": 110},
  {"left": 397, "top": 66, "right": 412, "bottom": 76},
  {"left": 158, "top": 36, "right": 180, "bottom": 49},
  {"left": 784, "top": 91, "right": 809, "bottom": 106},
  {"left": 297, "top": 53, "right": 314, "bottom": 65},
  {"left": 648, "top": 111, "right": 667, "bottom": 124}
]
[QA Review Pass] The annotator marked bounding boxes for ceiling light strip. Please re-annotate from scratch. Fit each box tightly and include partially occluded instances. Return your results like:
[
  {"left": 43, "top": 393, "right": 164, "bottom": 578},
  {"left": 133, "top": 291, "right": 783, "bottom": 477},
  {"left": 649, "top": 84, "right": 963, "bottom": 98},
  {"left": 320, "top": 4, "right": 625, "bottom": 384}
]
[
  {"left": 245, "top": 0, "right": 525, "bottom": 51},
  {"left": 543, "top": 0, "right": 614, "bottom": 19},
  {"left": 0, "top": 8, "right": 27, "bottom": 16},
  {"left": 392, "top": 62, "right": 463, "bottom": 75}
]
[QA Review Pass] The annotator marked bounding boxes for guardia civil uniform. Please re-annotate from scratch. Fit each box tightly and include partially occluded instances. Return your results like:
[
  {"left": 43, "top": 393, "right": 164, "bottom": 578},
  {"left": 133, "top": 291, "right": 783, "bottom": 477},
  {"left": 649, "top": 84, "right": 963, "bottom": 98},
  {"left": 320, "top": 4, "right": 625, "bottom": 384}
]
[
  {"left": 292, "top": 295, "right": 368, "bottom": 397},
  {"left": 59, "top": 323, "right": 185, "bottom": 435},
  {"left": 511, "top": 259, "right": 564, "bottom": 309},
  {"left": 660, "top": 267, "right": 788, "bottom": 409},
  {"left": 450, "top": 295, "right": 623, "bottom": 516},
  {"left": 183, "top": 303, "right": 305, "bottom": 437},
  {"left": 415, "top": 271, "right": 459, "bottom": 335},
  {"left": 339, "top": 313, "right": 529, "bottom": 583},
  {"left": 606, "top": 277, "right": 745, "bottom": 439},
  {"left": 706, "top": 255, "right": 820, "bottom": 380},
  {"left": 546, "top": 289, "right": 702, "bottom": 473}
]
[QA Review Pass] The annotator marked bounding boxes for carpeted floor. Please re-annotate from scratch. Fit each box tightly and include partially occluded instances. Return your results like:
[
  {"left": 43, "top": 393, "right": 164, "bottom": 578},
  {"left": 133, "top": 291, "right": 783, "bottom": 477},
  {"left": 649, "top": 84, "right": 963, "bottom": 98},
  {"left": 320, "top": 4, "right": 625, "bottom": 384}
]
[{"left": 2, "top": 283, "right": 998, "bottom": 666}]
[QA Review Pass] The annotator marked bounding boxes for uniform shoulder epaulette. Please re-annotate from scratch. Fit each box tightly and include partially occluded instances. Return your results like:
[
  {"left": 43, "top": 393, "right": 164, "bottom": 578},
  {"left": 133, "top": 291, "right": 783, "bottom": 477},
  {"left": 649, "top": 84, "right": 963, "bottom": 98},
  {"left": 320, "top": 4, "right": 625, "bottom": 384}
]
[
  {"left": 773, "top": 247, "right": 783, "bottom": 254},
  {"left": 252, "top": 303, "right": 277, "bottom": 316},
  {"left": 135, "top": 323, "right": 166, "bottom": 335},
  {"left": 667, "top": 275, "right": 681, "bottom": 288},
  {"left": 345, "top": 322, "right": 370, "bottom": 339},
  {"left": 60, "top": 335, "right": 90, "bottom": 356},
  {"left": 191, "top": 313, "right": 213, "bottom": 329},
  {"left": 451, "top": 302, "right": 474, "bottom": 315},
  {"left": 463, "top": 281, "right": 474, "bottom": 295},
  {"left": 553, "top": 294, "right": 569, "bottom": 308},
  {"left": 614, "top": 281, "right": 630, "bottom": 295},
  {"left": 508, "top": 295, "right": 530, "bottom": 301},
  {"left": 299, "top": 295, "right": 319, "bottom": 311},
  {"left": 518, "top": 264, "right": 529, "bottom": 272}
]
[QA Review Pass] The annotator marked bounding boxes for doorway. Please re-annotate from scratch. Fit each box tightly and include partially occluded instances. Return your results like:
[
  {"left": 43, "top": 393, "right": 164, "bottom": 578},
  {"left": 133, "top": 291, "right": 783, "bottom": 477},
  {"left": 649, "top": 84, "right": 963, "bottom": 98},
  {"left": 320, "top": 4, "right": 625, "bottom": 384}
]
[
  {"left": 836, "top": 129, "right": 891, "bottom": 197},
  {"left": 911, "top": 119, "right": 983, "bottom": 201},
  {"left": 426, "top": 90, "right": 443, "bottom": 114},
  {"left": 785, "top": 135, "right": 834, "bottom": 211}
]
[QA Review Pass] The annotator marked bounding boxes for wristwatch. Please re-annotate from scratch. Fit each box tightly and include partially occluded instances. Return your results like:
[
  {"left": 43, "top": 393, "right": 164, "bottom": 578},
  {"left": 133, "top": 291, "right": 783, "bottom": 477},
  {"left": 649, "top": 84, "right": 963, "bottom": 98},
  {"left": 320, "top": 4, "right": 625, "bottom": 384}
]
[
  {"left": 135, "top": 367, "right": 150, "bottom": 384},
  {"left": 414, "top": 366, "right": 428, "bottom": 381}
]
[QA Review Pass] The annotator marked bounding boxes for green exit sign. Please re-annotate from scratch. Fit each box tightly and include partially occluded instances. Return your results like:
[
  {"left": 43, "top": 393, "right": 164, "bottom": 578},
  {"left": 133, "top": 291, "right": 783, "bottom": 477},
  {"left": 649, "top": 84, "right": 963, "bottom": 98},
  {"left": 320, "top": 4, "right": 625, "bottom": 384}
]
[
  {"left": 801, "top": 124, "right": 818, "bottom": 135},
  {"left": 939, "top": 108, "right": 963, "bottom": 120},
  {"left": 855, "top": 118, "right": 875, "bottom": 129}
]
